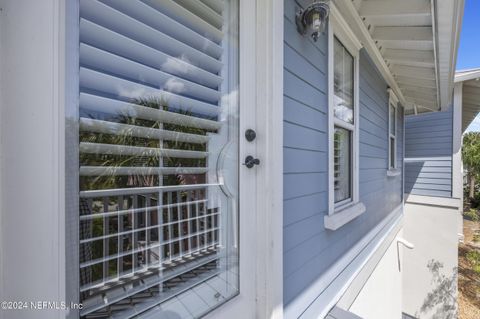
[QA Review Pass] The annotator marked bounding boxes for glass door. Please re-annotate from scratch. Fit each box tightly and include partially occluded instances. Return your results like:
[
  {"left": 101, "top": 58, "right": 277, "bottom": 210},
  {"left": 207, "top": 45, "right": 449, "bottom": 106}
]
[{"left": 74, "top": 1, "right": 247, "bottom": 318}]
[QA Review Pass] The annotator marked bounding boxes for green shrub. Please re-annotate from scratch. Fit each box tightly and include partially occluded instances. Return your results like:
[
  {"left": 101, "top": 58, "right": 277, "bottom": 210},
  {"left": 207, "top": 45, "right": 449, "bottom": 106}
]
[
  {"left": 473, "top": 231, "right": 480, "bottom": 243},
  {"left": 464, "top": 208, "right": 480, "bottom": 221},
  {"left": 465, "top": 250, "right": 480, "bottom": 275},
  {"left": 466, "top": 250, "right": 480, "bottom": 264},
  {"left": 474, "top": 264, "right": 480, "bottom": 275}
]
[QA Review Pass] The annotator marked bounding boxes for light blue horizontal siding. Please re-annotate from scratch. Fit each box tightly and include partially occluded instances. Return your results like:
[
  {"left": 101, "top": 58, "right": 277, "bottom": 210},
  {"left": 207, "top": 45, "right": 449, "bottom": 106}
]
[
  {"left": 404, "top": 108, "right": 453, "bottom": 197},
  {"left": 283, "top": 0, "right": 404, "bottom": 307}
]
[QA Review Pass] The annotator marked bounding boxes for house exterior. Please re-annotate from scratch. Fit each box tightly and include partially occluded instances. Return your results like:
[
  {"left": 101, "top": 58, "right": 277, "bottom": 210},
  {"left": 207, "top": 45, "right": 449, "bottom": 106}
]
[{"left": 0, "top": 1, "right": 471, "bottom": 319}]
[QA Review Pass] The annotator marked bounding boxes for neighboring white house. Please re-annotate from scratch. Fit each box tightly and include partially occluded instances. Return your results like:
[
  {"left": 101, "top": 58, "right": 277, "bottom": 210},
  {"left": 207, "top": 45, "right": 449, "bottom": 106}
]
[{"left": 0, "top": 1, "right": 473, "bottom": 319}]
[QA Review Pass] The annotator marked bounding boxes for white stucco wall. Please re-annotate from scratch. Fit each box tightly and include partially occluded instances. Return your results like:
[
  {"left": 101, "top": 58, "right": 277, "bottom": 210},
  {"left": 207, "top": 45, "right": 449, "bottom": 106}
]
[
  {"left": 402, "top": 198, "right": 460, "bottom": 319},
  {"left": 348, "top": 229, "right": 403, "bottom": 319},
  {"left": 0, "top": 1, "right": 66, "bottom": 318}
]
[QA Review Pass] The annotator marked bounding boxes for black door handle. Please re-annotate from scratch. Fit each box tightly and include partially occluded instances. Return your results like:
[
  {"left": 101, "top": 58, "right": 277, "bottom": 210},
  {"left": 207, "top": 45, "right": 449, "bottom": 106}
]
[{"left": 243, "top": 156, "right": 260, "bottom": 168}]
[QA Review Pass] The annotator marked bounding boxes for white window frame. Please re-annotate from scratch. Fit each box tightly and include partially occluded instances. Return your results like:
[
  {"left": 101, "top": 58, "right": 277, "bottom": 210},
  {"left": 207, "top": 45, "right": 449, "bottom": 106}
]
[
  {"left": 388, "top": 89, "right": 398, "bottom": 170},
  {"left": 325, "top": 5, "right": 365, "bottom": 230}
]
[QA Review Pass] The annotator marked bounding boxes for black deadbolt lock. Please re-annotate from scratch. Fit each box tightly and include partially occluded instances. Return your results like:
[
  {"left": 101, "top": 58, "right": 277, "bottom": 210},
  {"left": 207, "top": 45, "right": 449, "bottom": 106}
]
[
  {"left": 245, "top": 129, "right": 256, "bottom": 142},
  {"left": 244, "top": 156, "right": 260, "bottom": 168}
]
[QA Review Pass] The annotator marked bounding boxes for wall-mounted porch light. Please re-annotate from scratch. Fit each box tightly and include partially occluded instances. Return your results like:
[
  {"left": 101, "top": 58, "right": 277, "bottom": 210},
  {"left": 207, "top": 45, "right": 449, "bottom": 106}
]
[{"left": 296, "top": 0, "right": 330, "bottom": 42}]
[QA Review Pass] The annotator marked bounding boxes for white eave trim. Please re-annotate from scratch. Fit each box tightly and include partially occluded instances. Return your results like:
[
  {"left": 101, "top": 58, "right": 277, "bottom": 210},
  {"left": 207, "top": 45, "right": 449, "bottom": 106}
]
[
  {"left": 455, "top": 69, "right": 480, "bottom": 83},
  {"left": 437, "top": 0, "right": 465, "bottom": 110},
  {"left": 330, "top": 3, "right": 362, "bottom": 52},
  {"left": 332, "top": 0, "right": 407, "bottom": 109}
]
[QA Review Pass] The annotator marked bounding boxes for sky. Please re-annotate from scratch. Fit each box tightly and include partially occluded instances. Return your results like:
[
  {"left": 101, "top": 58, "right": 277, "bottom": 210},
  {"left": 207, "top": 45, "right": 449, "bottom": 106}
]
[{"left": 458, "top": 0, "right": 480, "bottom": 132}]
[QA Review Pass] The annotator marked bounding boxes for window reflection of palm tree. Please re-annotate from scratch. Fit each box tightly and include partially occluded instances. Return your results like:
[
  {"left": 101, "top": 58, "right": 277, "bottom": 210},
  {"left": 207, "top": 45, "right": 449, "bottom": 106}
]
[{"left": 79, "top": 96, "right": 214, "bottom": 286}]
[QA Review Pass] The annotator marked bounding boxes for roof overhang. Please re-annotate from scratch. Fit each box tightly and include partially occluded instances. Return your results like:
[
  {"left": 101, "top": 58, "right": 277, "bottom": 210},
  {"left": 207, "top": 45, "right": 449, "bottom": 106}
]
[
  {"left": 333, "top": 0, "right": 464, "bottom": 115},
  {"left": 455, "top": 69, "right": 480, "bottom": 132}
]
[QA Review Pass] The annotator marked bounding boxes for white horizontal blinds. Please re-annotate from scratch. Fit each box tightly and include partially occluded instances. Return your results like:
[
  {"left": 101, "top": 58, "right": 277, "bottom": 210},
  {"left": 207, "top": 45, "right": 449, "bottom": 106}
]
[
  {"left": 389, "top": 102, "right": 396, "bottom": 169},
  {"left": 333, "top": 128, "right": 351, "bottom": 202},
  {"left": 78, "top": 1, "right": 239, "bottom": 318}
]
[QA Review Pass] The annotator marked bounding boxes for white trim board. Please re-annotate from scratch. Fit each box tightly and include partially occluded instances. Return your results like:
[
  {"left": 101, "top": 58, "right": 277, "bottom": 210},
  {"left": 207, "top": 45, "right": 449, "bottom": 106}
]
[
  {"left": 204, "top": 0, "right": 284, "bottom": 317},
  {"left": 325, "top": 202, "right": 366, "bottom": 231},
  {"left": 327, "top": 3, "right": 364, "bottom": 226},
  {"left": 455, "top": 68, "right": 480, "bottom": 83},
  {"left": 388, "top": 89, "right": 398, "bottom": 171},
  {"left": 452, "top": 82, "right": 463, "bottom": 199},
  {"left": 404, "top": 194, "right": 461, "bottom": 209},
  {"left": 253, "top": 0, "right": 284, "bottom": 317},
  {"left": 284, "top": 205, "right": 403, "bottom": 319}
]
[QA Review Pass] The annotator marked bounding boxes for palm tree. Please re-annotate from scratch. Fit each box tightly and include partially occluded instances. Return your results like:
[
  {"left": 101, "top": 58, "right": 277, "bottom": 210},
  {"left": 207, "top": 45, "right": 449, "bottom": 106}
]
[{"left": 462, "top": 132, "right": 480, "bottom": 200}]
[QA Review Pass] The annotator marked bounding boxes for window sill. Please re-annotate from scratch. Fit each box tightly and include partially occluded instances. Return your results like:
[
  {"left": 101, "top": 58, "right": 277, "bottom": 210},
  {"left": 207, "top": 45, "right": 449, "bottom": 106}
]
[
  {"left": 324, "top": 202, "right": 366, "bottom": 231},
  {"left": 386, "top": 168, "right": 401, "bottom": 177}
]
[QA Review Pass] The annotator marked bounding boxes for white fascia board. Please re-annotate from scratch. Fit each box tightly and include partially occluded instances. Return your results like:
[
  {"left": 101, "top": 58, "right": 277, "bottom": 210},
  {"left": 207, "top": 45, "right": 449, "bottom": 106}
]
[
  {"left": 332, "top": 0, "right": 407, "bottom": 110},
  {"left": 455, "top": 69, "right": 480, "bottom": 83},
  {"left": 436, "top": 0, "right": 465, "bottom": 110}
]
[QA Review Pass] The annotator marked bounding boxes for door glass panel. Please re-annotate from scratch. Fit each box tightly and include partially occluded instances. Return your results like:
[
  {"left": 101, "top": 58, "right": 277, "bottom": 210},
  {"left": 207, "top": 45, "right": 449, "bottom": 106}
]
[{"left": 77, "top": 1, "right": 239, "bottom": 318}]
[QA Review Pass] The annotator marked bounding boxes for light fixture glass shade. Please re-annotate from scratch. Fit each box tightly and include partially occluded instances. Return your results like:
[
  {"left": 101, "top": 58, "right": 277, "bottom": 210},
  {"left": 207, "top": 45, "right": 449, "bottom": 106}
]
[{"left": 295, "top": 1, "right": 329, "bottom": 42}]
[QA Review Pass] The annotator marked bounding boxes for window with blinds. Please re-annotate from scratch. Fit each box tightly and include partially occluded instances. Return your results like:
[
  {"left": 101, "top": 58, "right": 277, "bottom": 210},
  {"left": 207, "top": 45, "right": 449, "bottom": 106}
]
[
  {"left": 389, "top": 100, "right": 397, "bottom": 169},
  {"left": 77, "top": 1, "right": 239, "bottom": 318},
  {"left": 333, "top": 37, "right": 354, "bottom": 205}
]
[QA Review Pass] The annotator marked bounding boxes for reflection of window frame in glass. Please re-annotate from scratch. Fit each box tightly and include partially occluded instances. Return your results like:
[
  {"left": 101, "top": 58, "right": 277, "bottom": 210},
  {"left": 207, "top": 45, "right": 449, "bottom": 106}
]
[
  {"left": 388, "top": 89, "right": 399, "bottom": 170},
  {"left": 327, "top": 5, "right": 362, "bottom": 217}
]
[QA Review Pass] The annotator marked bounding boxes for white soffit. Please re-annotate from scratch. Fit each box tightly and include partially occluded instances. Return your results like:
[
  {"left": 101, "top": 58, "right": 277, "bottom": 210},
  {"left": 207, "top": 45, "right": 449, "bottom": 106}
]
[
  {"left": 455, "top": 69, "right": 480, "bottom": 132},
  {"left": 338, "top": 0, "right": 464, "bottom": 115}
]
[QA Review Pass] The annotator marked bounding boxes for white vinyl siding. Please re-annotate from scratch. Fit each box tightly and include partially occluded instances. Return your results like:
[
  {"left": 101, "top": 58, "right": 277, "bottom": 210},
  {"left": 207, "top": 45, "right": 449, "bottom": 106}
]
[{"left": 76, "top": 1, "right": 240, "bottom": 318}]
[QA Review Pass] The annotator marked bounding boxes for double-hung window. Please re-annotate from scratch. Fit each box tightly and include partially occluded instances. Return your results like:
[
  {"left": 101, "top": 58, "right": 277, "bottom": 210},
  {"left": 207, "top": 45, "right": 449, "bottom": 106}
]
[
  {"left": 325, "top": 6, "right": 365, "bottom": 230},
  {"left": 333, "top": 37, "right": 354, "bottom": 206},
  {"left": 388, "top": 89, "right": 400, "bottom": 175}
]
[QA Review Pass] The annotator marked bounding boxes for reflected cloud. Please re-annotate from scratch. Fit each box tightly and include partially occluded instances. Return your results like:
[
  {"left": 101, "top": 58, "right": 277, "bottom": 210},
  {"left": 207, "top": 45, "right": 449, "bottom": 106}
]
[
  {"left": 117, "top": 86, "right": 151, "bottom": 100},
  {"left": 164, "top": 78, "right": 186, "bottom": 94},
  {"left": 162, "top": 55, "right": 193, "bottom": 75},
  {"left": 219, "top": 89, "right": 239, "bottom": 123}
]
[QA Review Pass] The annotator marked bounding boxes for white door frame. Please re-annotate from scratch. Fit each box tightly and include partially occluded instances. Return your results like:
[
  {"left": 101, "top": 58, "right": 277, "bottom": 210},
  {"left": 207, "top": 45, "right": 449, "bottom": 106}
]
[{"left": 204, "top": 0, "right": 284, "bottom": 318}]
